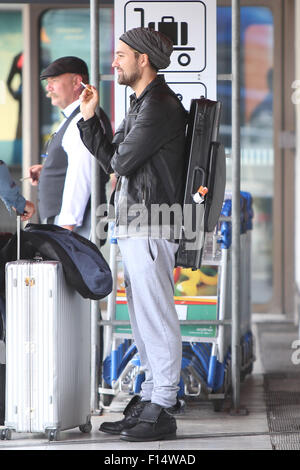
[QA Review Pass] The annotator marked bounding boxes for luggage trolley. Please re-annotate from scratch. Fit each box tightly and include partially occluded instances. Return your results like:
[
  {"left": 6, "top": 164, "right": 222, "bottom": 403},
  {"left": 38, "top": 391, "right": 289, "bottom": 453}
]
[
  {"left": 98, "top": 225, "right": 233, "bottom": 411},
  {"left": 98, "top": 96, "right": 254, "bottom": 411},
  {"left": 98, "top": 190, "right": 255, "bottom": 412}
]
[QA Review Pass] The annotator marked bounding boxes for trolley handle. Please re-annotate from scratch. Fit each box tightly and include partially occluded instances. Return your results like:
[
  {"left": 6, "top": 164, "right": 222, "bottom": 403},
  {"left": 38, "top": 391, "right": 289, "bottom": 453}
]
[{"left": 16, "top": 215, "right": 21, "bottom": 261}]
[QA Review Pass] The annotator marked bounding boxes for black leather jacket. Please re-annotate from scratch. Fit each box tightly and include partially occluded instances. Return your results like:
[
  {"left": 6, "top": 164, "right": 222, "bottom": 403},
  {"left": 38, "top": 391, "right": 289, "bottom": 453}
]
[{"left": 78, "top": 75, "right": 187, "bottom": 239}]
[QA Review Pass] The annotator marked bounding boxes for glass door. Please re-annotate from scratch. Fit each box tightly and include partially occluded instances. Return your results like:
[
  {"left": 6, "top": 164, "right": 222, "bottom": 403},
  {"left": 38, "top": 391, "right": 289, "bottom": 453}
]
[
  {"left": 0, "top": 6, "right": 23, "bottom": 232},
  {"left": 217, "top": 0, "right": 290, "bottom": 313}
]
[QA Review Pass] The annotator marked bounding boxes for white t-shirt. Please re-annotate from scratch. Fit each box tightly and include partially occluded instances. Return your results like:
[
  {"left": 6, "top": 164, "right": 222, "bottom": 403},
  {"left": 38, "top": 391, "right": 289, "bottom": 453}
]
[{"left": 54, "top": 99, "right": 92, "bottom": 228}]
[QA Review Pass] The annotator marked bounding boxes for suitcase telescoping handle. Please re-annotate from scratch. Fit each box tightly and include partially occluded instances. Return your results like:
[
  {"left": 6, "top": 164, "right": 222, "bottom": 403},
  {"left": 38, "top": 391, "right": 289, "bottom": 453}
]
[{"left": 16, "top": 215, "right": 21, "bottom": 261}]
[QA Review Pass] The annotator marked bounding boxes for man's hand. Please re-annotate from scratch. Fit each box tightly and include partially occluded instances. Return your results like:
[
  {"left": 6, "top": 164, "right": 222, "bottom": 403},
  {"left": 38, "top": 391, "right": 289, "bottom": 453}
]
[
  {"left": 29, "top": 164, "right": 43, "bottom": 186},
  {"left": 61, "top": 225, "right": 75, "bottom": 231},
  {"left": 21, "top": 201, "right": 35, "bottom": 221},
  {"left": 80, "top": 85, "right": 99, "bottom": 121}
]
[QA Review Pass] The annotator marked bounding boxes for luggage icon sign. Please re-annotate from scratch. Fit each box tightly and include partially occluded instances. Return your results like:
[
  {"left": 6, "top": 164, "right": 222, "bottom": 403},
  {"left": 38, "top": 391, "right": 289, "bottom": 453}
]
[
  {"left": 124, "top": 2, "right": 206, "bottom": 73},
  {"left": 149, "top": 16, "right": 188, "bottom": 46},
  {"left": 115, "top": 0, "right": 216, "bottom": 127},
  {"left": 135, "top": 8, "right": 194, "bottom": 67}
]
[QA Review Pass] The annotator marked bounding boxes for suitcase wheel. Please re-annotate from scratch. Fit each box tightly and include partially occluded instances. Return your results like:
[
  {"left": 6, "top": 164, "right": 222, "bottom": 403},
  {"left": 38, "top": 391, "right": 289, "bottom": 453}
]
[
  {"left": 212, "top": 398, "right": 224, "bottom": 412},
  {"left": 79, "top": 421, "right": 92, "bottom": 434},
  {"left": 0, "top": 428, "right": 12, "bottom": 440},
  {"left": 47, "top": 428, "right": 60, "bottom": 441}
]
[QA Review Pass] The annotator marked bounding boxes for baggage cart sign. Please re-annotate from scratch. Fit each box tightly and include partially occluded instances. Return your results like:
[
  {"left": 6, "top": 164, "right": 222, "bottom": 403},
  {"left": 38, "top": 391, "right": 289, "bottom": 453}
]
[
  {"left": 124, "top": 3, "right": 206, "bottom": 73},
  {"left": 114, "top": 0, "right": 216, "bottom": 126}
]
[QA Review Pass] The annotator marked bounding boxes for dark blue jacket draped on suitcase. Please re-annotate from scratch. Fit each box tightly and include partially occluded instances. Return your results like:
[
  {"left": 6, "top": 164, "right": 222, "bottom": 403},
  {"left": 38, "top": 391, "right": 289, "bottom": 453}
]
[{"left": 0, "top": 223, "right": 112, "bottom": 300}]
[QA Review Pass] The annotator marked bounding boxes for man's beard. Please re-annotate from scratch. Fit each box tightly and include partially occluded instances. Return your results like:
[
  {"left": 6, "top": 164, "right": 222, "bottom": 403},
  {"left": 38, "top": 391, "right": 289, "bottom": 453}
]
[{"left": 117, "top": 65, "right": 141, "bottom": 87}]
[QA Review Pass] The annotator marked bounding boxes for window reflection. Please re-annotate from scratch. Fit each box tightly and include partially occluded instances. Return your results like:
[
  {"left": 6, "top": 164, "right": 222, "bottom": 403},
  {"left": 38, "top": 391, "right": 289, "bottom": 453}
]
[
  {"left": 217, "top": 7, "right": 274, "bottom": 304},
  {"left": 40, "top": 7, "right": 114, "bottom": 144},
  {"left": 0, "top": 10, "right": 23, "bottom": 232},
  {"left": 0, "top": 11, "right": 22, "bottom": 167}
]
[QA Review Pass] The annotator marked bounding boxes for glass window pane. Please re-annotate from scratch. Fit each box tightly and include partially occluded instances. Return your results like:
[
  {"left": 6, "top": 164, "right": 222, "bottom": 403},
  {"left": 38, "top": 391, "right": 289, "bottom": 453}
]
[
  {"left": 40, "top": 7, "right": 114, "bottom": 143},
  {"left": 0, "top": 10, "right": 23, "bottom": 232},
  {"left": 0, "top": 10, "right": 22, "bottom": 167},
  {"left": 217, "top": 6, "right": 274, "bottom": 304}
]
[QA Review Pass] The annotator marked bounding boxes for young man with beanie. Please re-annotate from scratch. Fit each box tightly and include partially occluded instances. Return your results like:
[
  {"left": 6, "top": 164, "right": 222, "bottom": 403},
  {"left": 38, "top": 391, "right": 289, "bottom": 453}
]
[
  {"left": 78, "top": 28, "right": 187, "bottom": 441},
  {"left": 29, "top": 56, "right": 112, "bottom": 238}
]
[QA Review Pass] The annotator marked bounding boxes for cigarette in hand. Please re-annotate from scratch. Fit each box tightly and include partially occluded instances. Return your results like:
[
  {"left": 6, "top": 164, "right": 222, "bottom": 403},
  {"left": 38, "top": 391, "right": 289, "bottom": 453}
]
[
  {"left": 80, "top": 81, "right": 92, "bottom": 90},
  {"left": 19, "top": 176, "right": 31, "bottom": 181}
]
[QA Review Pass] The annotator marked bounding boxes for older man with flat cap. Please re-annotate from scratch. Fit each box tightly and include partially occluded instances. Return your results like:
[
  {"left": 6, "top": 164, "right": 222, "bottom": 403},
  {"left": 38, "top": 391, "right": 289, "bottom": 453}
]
[
  {"left": 78, "top": 28, "right": 187, "bottom": 441},
  {"left": 29, "top": 56, "right": 112, "bottom": 238}
]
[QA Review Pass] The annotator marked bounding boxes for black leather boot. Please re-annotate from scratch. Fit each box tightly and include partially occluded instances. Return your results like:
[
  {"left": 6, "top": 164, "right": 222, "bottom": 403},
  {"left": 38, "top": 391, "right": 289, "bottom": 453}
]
[
  {"left": 120, "top": 402, "right": 177, "bottom": 442},
  {"left": 99, "top": 395, "right": 148, "bottom": 435},
  {"left": 167, "top": 398, "right": 185, "bottom": 415}
]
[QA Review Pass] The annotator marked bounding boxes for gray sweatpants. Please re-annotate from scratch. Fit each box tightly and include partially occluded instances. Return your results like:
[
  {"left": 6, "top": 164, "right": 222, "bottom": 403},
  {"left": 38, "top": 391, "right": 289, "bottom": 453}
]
[{"left": 117, "top": 237, "right": 182, "bottom": 408}]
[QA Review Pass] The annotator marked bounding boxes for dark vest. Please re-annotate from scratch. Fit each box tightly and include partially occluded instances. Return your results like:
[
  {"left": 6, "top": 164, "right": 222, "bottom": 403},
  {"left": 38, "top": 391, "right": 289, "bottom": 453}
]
[{"left": 38, "top": 106, "right": 80, "bottom": 220}]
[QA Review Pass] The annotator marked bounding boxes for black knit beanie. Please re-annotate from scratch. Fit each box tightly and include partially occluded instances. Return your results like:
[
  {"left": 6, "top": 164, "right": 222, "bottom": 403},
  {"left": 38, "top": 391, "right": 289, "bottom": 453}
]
[{"left": 119, "top": 27, "right": 173, "bottom": 70}]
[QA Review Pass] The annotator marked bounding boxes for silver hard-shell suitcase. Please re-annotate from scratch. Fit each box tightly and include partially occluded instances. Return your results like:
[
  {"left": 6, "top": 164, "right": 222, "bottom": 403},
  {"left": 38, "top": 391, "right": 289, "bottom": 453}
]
[{"left": 2, "top": 258, "right": 91, "bottom": 441}]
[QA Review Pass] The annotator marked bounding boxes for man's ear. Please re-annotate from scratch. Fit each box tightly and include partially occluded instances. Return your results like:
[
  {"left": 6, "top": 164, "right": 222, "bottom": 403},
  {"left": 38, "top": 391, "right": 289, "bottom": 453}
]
[
  {"left": 139, "top": 53, "right": 150, "bottom": 68},
  {"left": 73, "top": 74, "right": 84, "bottom": 90}
]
